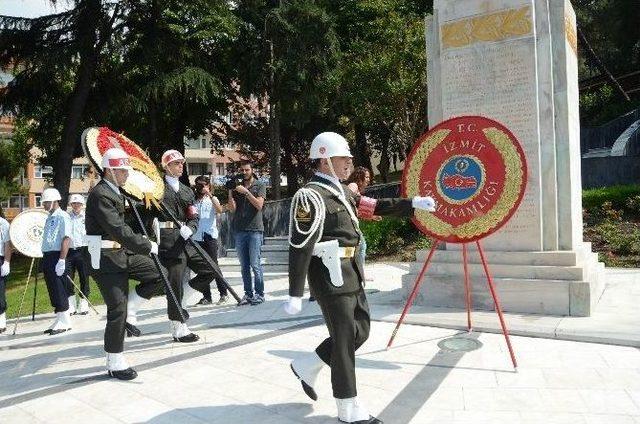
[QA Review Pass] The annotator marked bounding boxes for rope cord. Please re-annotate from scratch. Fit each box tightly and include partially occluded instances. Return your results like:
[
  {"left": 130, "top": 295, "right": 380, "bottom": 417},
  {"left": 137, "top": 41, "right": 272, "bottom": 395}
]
[{"left": 288, "top": 187, "right": 326, "bottom": 249}]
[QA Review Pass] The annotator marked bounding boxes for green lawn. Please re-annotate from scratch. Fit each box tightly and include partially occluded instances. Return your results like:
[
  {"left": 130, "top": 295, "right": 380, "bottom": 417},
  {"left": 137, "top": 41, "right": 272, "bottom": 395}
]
[{"left": 3, "top": 255, "right": 136, "bottom": 319}]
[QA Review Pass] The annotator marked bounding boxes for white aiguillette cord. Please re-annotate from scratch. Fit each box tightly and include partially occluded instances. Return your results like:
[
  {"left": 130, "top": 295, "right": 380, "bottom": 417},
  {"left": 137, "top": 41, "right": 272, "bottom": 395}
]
[{"left": 288, "top": 187, "right": 326, "bottom": 249}]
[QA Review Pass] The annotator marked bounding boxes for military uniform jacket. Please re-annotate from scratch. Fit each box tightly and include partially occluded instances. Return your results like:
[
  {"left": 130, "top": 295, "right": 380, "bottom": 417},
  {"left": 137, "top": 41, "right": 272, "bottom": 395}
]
[
  {"left": 289, "top": 175, "right": 414, "bottom": 299},
  {"left": 85, "top": 180, "right": 152, "bottom": 273},
  {"left": 155, "top": 180, "right": 199, "bottom": 260}
]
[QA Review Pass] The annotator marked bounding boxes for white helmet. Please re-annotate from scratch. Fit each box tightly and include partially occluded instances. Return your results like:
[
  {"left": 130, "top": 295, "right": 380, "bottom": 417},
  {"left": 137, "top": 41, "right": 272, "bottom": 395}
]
[
  {"left": 42, "top": 188, "right": 61, "bottom": 202},
  {"left": 102, "top": 148, "right": 132, "bottom": 170},
  {"left": 161, "top": 149, "right": 185, "bottom": 168},
  {"left": 69, "top": 194, "right": 85, "bottom": 204},
  {"left": 309, "top": 132, "right": 352, "bottom": 159}
]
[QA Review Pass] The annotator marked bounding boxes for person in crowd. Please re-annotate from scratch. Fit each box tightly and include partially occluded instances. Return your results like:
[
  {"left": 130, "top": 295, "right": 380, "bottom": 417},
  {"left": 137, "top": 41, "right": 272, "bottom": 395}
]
[
  {"left": 226, "top": 160, "right": 266, "bottom": 305},
  {"left": 40, "top": 187, "right": 73, "bottom": 335},
  {"left": 66, "top": 193, "right": 90, "bottom": 315},
  {"left": 0, "top": 207, "right": 12, "bottom": 334},
  {"left": 346, "top": 166, "right": 381, "bottom": 279},
  {"left": 192, "top": 175, "right": 229, "bottom": 305}
]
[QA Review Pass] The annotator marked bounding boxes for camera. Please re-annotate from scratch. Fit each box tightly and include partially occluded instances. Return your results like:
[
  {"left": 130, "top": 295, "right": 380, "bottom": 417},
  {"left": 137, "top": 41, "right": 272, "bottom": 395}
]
[{"left": 224, "top": 174, "right": 244, "bottom": 190}]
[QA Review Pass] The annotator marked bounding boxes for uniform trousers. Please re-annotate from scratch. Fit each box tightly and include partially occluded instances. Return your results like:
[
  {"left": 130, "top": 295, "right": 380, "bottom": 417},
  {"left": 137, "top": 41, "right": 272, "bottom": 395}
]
[
  {"left": 0, "top": 255, "right": 6, "bottom": 315},
  {"left": 135, "top": 242, "right": 215, "bottom": 323},
  {"left": 42, "top": 251, "right": 70, "bottom": 313},
  {"left": 90, "top": 251, "right": 164, "bottom": 353},
  {"left": 315, "top": 288, "right": 371, "bottom": 399},
  {"left": 65, "top": 247, "right": 90, "bottom": 297},
  {"left": 196, "top": 234, "right": 227, "bottom": 300}
]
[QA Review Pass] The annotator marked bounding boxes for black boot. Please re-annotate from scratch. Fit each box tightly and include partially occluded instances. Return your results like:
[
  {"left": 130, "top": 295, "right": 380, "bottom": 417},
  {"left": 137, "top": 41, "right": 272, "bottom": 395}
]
[
  {"left": 125, "top": 322, "right": 142, "bottom": 337},
  {"left": 108, "top": 368, "right": 138, "bottom": 380},
  {"left": 173, "top": 333, "right": 200, "bottom": 343}
]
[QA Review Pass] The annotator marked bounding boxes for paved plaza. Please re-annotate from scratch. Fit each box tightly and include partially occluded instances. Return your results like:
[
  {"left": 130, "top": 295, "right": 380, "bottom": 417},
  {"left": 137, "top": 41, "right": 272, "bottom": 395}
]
[{"left": 0, "top": 264, "right": 638, "bottom": 424}]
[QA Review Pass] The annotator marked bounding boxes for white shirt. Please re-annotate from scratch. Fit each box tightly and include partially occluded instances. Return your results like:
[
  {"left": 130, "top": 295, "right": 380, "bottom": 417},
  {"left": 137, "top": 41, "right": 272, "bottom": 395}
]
[
  {"left": 165, "top": 175, "right": 180, "bottom": 192},
  {"left": 69, "top": 210, "right": 87, "bottom": 248}
]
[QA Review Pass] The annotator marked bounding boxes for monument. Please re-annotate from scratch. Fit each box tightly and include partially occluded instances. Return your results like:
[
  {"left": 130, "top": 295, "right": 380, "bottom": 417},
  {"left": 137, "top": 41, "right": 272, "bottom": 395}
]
[{"left": 404, "top": 0, "right": 604, "bottom": 316}]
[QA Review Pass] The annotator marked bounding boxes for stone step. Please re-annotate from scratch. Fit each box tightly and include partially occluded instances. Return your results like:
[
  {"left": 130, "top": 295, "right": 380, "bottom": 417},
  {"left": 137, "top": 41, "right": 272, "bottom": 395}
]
[
  {"left": 220, "top": 263, "right": 289, "bottom": 273},
  {"left": 218, "top": 257, "right": 288, "bottom": 266},
  {"left": 264, "top": 236, "right": 289, "bottom": 245},
  {"left": 416, "top": 249, "right": 581, "bottom": 266},
  {"left": 226, "top": 250, "right": 288, "bottom": 260},
  {"left": 411, "top": 261, "right": 586, "bottom": 281},
  {"left": 400, "top": 273, "right": 587, "bottom": 316}
]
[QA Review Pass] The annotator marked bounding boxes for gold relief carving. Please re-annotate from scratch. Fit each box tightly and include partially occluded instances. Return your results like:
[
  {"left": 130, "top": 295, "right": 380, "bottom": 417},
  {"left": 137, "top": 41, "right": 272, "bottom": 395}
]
[
  {"left": 564, "top": 15, "right": 578, "bottom": 56},
  {"left": 441, "top": 6, "right": 533, "bottom": 49}
]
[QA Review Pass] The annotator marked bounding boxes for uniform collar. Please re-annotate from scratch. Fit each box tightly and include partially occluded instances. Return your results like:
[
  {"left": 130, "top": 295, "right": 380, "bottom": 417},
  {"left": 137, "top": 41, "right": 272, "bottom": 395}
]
[
  {"left": 104, "top": 179, "right": 121, "bottom": 195},
  {"left": 314, "top": 171, "right": 341, "bottom": 188},
  {"left": 165, "top": 175, "right": 180, "bottom": 192},
  {"left": 70, "top": 210, "right": 84, "bottom": 218}
]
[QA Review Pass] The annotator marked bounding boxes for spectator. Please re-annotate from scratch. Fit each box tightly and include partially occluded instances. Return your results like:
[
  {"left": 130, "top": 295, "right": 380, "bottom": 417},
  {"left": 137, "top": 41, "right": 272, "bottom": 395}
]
[
  {"left": 226, "top": 160, "right": 266, "bottom": 305},
  {"left": 346, "top": 167, "right": 380, "bottom": 278},
  {"left": 193, "top": 175, "right": 229, "bottom": 305}
]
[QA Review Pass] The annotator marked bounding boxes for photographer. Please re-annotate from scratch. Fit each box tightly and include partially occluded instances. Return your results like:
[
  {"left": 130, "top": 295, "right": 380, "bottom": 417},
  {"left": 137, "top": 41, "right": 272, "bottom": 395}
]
[{"left": 226, "top": 160, "right": 266, "bottom": 305}]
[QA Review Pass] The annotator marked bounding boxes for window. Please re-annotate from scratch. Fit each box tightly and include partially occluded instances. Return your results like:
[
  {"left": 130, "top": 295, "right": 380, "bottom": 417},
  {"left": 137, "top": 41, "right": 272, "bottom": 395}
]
[
  {"left": 188, "top": 162, "right": 209, "bottom": 176},
  {"left": 71, "top": 164, "right": 90, "bottom": 179},
  {"left": 200, "top": 137, "right": 208, "bottom": 149},
  {"left": 34, "top": 195, "right": 42, "bottom": 207},
  {"left": 216, "top": 163, "right": 225, "bottom": 175},
  {"left": 2, "top": 195, "right": 24, "bottom": 208},
  {"left": 34, "top": 165, "right": 53, "bottom": 179}
]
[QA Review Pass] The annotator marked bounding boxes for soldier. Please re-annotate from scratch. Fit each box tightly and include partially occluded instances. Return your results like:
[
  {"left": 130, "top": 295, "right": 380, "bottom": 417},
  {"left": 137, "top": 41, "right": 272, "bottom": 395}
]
[
  {"left": 41, "top": 187, "right": 73, "bottom": 335},
  {"left": 0, "top": 210, "right": 12, "bottom": 334},
  {"left": 66, "top": 193, "right": 90, "bottom": 315},
  {"left": 85, "top": 148, "right": 163, "bottom": 380},
  {"left": 283, "top": 132, "right": 436, "bottom": 424},
  {"left": 125, "top": 149, "right": 216, "bottom": 343}
]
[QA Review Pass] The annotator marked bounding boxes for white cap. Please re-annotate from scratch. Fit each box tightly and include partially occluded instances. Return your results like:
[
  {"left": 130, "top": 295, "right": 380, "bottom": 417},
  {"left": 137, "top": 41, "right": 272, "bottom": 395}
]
[
  {"left": 309, "top": 132, "right": 352, "bottom": 159},
  {"left": 69, "top": 194, "right": 85, "bottom": 204},
  {"left": 42, "top": 188, "right": 61, "bottom": 202},
  {"left": 101, "top": 148, "right": 132, "bottom": 170},
  {"left": 161, "top": 150, "right": 185, "bottom": 168}
]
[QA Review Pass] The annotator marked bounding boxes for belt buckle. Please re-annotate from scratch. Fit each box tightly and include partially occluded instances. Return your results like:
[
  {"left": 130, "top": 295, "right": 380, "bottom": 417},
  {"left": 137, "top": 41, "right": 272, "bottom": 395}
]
[{"left": 343, "top": 246, "right": 355, "bottom": 258}]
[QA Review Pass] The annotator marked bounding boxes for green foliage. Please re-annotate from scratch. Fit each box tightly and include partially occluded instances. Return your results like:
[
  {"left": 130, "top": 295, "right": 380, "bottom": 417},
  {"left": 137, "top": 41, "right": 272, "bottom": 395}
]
[
  {"left": 582, "top": 184, "right": 640, "bottom": 220},
  {"left": 360, "top": 216, "right": 431, "bottom": 259}
]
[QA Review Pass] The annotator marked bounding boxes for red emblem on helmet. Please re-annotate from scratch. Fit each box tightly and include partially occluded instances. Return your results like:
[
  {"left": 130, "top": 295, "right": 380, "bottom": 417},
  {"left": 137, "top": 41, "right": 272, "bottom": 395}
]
[{"left": 319, "top": 147, "right": 326, "bottom": 154}]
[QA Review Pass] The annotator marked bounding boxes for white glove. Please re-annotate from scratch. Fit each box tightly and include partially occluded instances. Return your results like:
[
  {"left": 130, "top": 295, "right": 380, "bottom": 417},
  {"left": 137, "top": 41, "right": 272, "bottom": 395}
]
[
  {"left": 180, "top": 225, "right": 193, "bottom": 240},
  {"left": 55, "top": 259, "right": 66, "bottom": 277},
  {"left": 283, "top": 296, "right": 303, "bottom": 315},
  {"left": 149, "top": 241, "right": 159, "bottom": 256},
  {"left": 412, "top": 196, "right": 436, "bottom": 212},
  {"left": 1, "top": 261, "right": 9, "bottom": 277}
]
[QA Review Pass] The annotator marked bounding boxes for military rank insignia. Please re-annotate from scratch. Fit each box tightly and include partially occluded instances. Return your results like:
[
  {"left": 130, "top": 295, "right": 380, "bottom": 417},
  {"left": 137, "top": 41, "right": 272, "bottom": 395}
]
[
  {"left": 295, "top": 205, "right": 312, "bottom": 222},
  {"left": 403, "top": 116, "right": 527, "bottom": 243}
]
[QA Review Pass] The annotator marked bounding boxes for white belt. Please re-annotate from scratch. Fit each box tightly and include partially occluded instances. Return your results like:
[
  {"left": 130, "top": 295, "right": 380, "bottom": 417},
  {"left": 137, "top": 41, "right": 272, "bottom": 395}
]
[
  {"left": 158, "top": 221, "right": 184, "bottom": 229},
  {"left": 101, "top": 240, "right": 121, "bottom": 249}
]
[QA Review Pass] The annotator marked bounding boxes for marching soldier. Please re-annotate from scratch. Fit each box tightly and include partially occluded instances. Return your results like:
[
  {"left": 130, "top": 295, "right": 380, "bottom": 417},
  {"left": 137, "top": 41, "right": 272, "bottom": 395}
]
[
  {"left": 125, "top": 149, "right": 217, "bottom": 343},
  {"left": 66, "top": 193, "right": 90, "bottom": 315},
  {"left": 41, "top": 187, "right": 73, "bottom": 335},
  {"left": 283, "top": 132, "right": 436, "bottom": 424},
  {"left": 85, "top": 148, "right": 164, "bottom": 380},
  {"left": 0, "top": 210, "right": 11, "bottom": 334}
]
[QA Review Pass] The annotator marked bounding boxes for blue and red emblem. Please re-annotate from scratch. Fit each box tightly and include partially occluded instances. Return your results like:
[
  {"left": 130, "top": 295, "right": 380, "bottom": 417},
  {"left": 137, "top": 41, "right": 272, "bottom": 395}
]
[{"left": 402, "top": 116, "right": 527, "bottom": 243}]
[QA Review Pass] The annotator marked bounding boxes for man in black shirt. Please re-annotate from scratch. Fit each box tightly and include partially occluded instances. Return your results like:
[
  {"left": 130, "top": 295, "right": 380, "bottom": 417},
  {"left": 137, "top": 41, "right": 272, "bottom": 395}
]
[{"left": 227, "top": 160, "right": 266, "bottom": 305}]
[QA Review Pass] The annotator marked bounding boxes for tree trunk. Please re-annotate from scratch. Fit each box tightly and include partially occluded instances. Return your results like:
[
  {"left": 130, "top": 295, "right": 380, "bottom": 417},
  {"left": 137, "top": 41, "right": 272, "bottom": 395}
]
[
  {"left": 53, "top": 0, "right": 101, "bottom": 208},
  {"left": 377, "top": 136, "right": 390, "bottom": 183},
  {"left": 353, "top": 123, "right": 373, "bottom": 172},
  {"left": 269, "top": 100, "right": 282, "bottom": 199}
]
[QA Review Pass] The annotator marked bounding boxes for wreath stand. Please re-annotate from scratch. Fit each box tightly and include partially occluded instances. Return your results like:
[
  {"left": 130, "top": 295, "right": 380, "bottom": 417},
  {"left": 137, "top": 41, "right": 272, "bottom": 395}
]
[{"left": 386, "top": 238, "right": 518, "bottom": 370}]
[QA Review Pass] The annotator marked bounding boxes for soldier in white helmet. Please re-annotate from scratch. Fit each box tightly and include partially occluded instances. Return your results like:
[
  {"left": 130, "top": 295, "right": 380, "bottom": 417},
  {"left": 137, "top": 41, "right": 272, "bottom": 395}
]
[
  {"left": 40, "top": 187, "right": 73, "bottom": 335},
  {"left": 65, "top": 193, "right": 90, "bottom": 315},
  {"left": 126, "top": 149, "right": 219, "bottom": 342},
  {"left": 84, "top": 148, "right": 164, "bottom": 380},
  {"left": 284, "top": 132, "right": 436, "bottom": 424}
]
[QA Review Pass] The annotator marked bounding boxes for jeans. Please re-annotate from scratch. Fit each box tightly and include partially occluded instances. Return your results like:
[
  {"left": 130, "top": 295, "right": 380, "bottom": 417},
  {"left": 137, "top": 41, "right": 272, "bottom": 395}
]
[
  {"left": 234, "top": 231, "right": 264, "bottom": 297},
  {"left": 0, "top": 256, "right": 5, "bottom": 315}
]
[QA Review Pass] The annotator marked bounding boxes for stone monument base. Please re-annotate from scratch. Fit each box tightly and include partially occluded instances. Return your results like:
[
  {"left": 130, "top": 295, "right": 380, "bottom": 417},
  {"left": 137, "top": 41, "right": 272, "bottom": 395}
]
[{"left": 402, "top": 243, "right": 605, "bottom": 317}]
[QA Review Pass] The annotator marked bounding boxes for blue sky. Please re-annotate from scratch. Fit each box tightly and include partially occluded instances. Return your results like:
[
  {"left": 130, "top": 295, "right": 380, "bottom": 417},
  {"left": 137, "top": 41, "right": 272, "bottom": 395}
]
[{"left": 0, "top": 0, "right": 73, "bottom": 18}]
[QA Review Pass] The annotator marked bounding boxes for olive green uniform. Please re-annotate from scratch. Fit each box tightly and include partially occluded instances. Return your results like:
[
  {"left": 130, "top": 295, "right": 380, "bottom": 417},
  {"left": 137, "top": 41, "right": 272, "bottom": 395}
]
[
  {"left": 84, "top": 180, "right": 165, "bottom": 353},
  {"left": 148, "top": 180, "right": 220, "bottom": 322},
  {"left": 289, "top": 174, "right": 414, "bottom": 399}
]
